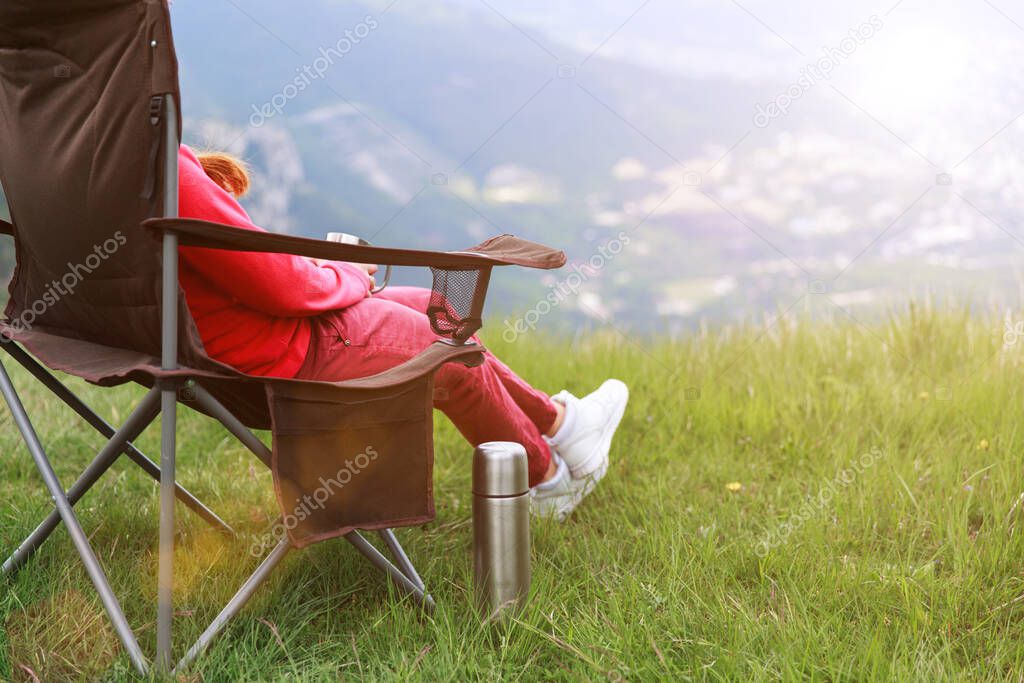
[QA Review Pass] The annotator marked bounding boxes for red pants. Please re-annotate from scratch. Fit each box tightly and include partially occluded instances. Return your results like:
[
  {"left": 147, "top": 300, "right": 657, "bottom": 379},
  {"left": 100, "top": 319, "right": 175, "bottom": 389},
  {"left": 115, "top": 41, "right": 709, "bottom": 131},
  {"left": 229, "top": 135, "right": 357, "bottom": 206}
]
[{"left": 295, "top": 287, "right": 557, "bottom": 485}]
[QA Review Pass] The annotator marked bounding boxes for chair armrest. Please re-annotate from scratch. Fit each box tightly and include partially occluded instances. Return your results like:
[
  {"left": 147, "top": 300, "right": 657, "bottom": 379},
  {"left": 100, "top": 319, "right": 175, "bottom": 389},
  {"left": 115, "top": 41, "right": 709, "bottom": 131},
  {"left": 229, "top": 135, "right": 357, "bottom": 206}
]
[
  {"left": 145, "top": 216, "right": 566, "bottom": 344},
  {"left": 143, "top": 217, "right": 565, "bottom": 270},
  {"left": 323, "top": 340, "right": 484, "bottom": 391}
]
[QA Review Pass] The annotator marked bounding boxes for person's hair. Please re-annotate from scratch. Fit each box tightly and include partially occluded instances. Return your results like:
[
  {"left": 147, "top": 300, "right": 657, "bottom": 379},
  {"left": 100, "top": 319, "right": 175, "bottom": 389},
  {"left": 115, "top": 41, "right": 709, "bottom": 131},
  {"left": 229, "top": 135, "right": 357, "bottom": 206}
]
[{"left": 196, "top": 151, "right": 250, "bottom": 198}]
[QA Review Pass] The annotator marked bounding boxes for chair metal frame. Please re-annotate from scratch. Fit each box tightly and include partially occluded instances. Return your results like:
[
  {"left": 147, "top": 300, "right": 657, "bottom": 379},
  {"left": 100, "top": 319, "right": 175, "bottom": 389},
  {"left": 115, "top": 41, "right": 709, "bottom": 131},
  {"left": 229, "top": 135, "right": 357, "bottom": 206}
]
[{"left": 0, "top": 94, "right": 434, "bottom": 675}]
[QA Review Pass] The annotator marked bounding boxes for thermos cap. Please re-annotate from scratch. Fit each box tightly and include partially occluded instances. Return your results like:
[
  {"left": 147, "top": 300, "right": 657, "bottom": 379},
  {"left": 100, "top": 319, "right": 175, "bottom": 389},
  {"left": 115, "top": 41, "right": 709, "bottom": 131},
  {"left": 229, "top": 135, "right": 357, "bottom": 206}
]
[{"left": 472, "top": 441, "right": 529, "bottom": 497}]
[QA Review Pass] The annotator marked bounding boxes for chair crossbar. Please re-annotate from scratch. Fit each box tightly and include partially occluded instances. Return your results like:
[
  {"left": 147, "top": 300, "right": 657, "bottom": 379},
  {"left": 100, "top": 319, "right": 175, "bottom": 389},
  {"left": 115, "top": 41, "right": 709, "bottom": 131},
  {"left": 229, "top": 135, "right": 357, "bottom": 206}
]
[
  {"left": 192, "top": 384, "right": 272, "bottom": 466},
  {"left": 172, "top": 527, "right": 434, "bottom": 672},
  {"left": 2, "top": 386, "right": 160, "bottom": 576},
  {"left": 0, "top": 341, "right": 234, "bottom": 536},
  {"left": 173, "top": 537, "right": 292, "bottom": 672}
]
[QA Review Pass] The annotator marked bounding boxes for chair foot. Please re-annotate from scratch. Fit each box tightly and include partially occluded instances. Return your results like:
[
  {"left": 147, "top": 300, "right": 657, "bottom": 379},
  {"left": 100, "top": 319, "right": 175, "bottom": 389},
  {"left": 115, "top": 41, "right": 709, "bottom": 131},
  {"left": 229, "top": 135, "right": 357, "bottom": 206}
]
[
  {"left": 378, "top": 528, "right": 426, "bottom": 591},
  {"left": 346, "top": 530, "right": 435, "bottom": 613},
  {"left": 128, "top": 449, "right": 236, "bottom": 538},
  {"left": 173, "top": 538, "right": 291, "bottom": 673}
]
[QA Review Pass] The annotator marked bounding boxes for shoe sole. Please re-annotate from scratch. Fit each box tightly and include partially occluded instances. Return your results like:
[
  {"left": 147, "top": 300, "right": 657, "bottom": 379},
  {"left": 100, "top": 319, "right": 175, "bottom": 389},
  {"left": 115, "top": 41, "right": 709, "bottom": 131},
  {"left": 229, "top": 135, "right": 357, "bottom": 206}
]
[
  {"left": 531, "top": 477, "right": 597, "bottom": 522},
  {"left": 571, "top": 379, "right": 628, "bottom": 479},
  {"left": 531, "top": 457, "right": 609, "bottom": 522}
]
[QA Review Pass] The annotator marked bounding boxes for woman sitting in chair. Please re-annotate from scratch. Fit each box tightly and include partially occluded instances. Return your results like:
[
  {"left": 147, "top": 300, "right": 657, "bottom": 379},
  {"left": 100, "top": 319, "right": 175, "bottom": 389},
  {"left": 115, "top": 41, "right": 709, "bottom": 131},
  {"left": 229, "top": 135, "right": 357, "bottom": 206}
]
[{"left": 176, "top": 146, "right": 628, "bottom": 520}]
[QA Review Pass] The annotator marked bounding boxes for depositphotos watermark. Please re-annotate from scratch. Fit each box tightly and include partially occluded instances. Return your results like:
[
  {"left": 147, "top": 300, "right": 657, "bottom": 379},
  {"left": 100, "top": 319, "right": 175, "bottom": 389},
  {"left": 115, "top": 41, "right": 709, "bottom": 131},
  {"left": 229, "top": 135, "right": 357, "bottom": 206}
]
[
  {"left": 3, "top": 231, "right": 128, "bottom": 338},
  {"left": 1003, "top": 316, "right": 1024, "bottom": 349},
  {"left": 754, "top": 446, "right": 885, "bottom": 557},
  {"left": 754, "top": 15, "right": 883, "bottom": 128},
  {"left": 501, "top": 231, "right": 631, "bottom": 342},
  {"left": 248, "top": 445, "right": 379, "bottom": 557},
  {"left": 249, "top": 14, "right": 380, "bottom": 127}
]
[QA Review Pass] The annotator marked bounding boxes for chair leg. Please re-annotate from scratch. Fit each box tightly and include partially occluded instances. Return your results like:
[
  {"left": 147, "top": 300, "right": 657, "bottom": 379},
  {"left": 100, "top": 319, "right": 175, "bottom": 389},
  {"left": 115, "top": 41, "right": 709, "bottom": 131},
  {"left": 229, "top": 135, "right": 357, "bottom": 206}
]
[
  {"left": 1, "top": 388, "right": 161, "bottom": 578},
  {"left": 378, "top": 529, "right": 426, "bottom": 591},
  {"left": 0, "top": 341, "right": 233, "bottom": 536},
  {"left": 0, "top": 359, "right": 150, "bottom": 676},
  {"left": 345, "top": 531, "right": 436, "bottom": 613},
  {"left": 173, "top": 538, "right": 291, "bottom": 673},
  {"left": 192, "top": 384, "right": 272, "bottom": 466},
  {"left": 156, "top": 386, "right": 177, "bottom": 670}
]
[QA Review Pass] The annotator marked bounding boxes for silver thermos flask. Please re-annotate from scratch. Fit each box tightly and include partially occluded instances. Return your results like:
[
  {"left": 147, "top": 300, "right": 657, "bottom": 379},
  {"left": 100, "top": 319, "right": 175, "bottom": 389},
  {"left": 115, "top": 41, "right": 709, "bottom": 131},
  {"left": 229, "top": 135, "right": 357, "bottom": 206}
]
[{"left": 473, "top": 441, "right": 531, "bottom": 621}]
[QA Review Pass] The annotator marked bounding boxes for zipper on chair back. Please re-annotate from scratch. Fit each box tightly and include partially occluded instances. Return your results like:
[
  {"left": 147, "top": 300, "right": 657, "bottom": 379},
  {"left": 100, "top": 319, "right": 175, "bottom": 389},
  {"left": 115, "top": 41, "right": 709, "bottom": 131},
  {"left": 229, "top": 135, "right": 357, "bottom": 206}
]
[{"left": 140, "top": 95, "right": 165, "bottom": 199}]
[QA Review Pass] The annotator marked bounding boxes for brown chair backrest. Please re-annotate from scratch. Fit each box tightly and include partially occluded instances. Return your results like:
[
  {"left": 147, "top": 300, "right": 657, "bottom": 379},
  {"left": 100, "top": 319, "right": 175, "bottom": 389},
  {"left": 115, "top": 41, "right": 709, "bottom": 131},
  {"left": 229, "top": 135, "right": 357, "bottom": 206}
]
[{"left": 0, "top": 0, "right": 207, "bottom": 366}]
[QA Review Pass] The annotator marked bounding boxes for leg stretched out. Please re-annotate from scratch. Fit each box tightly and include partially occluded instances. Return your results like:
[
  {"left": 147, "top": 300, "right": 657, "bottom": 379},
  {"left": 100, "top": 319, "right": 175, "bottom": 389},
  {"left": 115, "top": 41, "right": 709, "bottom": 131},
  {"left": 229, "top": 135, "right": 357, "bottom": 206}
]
[{"left": 295, "top": 287, "right": 629, "bottom": 519}]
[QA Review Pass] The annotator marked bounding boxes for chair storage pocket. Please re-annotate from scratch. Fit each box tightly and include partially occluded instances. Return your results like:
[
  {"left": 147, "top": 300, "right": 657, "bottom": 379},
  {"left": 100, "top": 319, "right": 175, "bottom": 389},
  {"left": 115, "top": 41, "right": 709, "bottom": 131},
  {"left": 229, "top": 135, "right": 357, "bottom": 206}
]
[{"left": 266, "top": 377, "right": 435, "bottom": 548}]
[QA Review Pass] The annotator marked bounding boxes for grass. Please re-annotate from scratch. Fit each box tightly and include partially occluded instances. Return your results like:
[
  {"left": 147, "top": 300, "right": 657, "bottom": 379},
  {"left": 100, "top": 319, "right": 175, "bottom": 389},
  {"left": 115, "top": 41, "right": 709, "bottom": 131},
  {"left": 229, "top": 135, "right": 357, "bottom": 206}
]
[{"left": 3, "top": 302, "right": 1024, "bottom": 680}]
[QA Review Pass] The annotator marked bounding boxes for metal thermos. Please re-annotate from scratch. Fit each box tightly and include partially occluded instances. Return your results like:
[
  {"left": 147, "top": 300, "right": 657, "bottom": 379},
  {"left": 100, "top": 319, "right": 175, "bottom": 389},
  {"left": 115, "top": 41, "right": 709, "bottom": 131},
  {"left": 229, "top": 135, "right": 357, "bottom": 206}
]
[{"left": 473, "top": 441, "right": 531, "bottom": 620}]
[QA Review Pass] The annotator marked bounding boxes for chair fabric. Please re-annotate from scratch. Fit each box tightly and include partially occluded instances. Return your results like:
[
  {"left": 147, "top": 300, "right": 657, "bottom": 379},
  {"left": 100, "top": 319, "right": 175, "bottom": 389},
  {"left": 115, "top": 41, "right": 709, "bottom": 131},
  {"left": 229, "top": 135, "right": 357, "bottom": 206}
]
[{"left": 0, "top": 0, "right": 565, "bottom": 545}]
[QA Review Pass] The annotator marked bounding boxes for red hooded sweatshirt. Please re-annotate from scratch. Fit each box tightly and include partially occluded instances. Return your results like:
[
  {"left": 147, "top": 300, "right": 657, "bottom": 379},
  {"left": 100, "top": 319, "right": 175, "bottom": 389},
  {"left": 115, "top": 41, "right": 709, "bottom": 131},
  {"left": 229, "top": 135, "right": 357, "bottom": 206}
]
[{"left": 177, "top": 145, "right": 371, "bottom": 377}]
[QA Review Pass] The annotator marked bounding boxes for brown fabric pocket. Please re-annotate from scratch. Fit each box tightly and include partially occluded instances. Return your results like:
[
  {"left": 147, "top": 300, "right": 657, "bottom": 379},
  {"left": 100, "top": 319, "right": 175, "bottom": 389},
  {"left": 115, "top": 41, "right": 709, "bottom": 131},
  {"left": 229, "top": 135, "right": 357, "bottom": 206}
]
[{"left": 266, "top": 376, "right": 435, "bottom": 548}]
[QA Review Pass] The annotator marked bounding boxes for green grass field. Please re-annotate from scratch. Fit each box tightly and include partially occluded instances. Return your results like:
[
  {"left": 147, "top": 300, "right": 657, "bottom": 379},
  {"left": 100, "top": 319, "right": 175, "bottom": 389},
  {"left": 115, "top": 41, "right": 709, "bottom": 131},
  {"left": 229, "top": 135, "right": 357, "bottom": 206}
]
[{"left": 3, "top": 304, "right": 1024, "bottom": 681}]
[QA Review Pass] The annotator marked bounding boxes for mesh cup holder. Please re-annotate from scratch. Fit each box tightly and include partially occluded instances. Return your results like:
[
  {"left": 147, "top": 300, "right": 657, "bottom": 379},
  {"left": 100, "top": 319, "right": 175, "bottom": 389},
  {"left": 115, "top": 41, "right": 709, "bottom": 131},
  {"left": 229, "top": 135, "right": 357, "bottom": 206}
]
[{"left": 427, "top": 265, "right": 492, "bottom": 344}]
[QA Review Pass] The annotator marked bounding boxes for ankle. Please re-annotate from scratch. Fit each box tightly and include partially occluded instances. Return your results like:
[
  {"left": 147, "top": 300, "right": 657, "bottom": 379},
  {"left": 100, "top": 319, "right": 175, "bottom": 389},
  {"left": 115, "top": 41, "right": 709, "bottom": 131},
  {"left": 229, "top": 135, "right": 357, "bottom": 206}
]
[
  {"left": 535, "top": 454, "right": 566, "bottom": 488},
  {"left": 546, "top": 397, "right": 577, "bottom": 446},
  {"left": 539, "top": 456, "right": 558, "bottom": 483},
  {"left": 545, "top": 399, "right": 566, "bottom": 438}
]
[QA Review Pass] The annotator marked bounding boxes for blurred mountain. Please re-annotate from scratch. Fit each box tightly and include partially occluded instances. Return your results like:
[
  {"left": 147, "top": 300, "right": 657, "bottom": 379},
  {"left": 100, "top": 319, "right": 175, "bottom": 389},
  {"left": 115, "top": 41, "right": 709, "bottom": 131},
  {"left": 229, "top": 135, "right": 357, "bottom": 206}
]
[
  {"left": 166, "top": 0, "right": 1024, "bottom": 331},
  {"left": 169, "top": 0, "right": 764, "bottom": 325},
  {"left": 4, "top": 1, "right": 1023, "bottom": 330}
]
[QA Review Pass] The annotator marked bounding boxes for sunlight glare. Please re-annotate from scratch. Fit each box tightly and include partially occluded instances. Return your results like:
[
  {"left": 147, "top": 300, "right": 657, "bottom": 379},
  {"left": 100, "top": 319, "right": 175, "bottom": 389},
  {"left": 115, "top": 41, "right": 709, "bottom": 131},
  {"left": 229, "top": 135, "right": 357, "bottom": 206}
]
[{"left": 852, "top": 26, "right": 971, "bottom": 118}]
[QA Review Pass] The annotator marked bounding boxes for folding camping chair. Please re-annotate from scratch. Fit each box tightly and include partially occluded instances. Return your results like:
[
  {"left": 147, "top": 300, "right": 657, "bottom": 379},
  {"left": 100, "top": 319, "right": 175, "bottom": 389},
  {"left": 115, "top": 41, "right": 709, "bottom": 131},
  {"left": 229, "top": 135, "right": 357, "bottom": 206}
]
[{"left": 0, "top": 0, "right": 565, "bottom": 674}]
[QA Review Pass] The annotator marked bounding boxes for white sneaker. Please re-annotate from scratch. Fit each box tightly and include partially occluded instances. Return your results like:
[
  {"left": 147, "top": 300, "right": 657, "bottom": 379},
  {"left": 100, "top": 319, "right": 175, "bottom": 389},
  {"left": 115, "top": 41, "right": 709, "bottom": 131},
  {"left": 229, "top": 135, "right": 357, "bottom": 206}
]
[
  {"left": 529, "top": 455, "right": 600, "bottom": 522},
  {"left": 549, "top": 379, "right": 629, "bottom": 480}
]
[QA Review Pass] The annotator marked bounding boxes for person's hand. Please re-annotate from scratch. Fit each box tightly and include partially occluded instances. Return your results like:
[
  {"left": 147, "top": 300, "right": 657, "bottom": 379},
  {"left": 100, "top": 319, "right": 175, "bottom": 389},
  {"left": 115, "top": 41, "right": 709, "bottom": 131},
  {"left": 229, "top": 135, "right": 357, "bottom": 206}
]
[
  {"left": 309, "top": 258, "right": 378, "bottom": 294},
  {"left": 347, "top": 262, "right": 378, "bottom": 294},
  {"left": 348, "top": 262, "right": 379, "bottom": 277}
]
